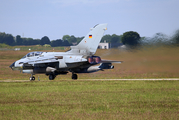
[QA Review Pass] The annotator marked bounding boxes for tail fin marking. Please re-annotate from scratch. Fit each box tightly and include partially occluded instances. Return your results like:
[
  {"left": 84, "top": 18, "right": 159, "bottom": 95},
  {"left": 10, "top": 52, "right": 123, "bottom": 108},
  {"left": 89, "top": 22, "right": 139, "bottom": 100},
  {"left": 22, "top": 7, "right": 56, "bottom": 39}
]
[{"left": 68, "top": 23, "right": 107, "bottom": 55}]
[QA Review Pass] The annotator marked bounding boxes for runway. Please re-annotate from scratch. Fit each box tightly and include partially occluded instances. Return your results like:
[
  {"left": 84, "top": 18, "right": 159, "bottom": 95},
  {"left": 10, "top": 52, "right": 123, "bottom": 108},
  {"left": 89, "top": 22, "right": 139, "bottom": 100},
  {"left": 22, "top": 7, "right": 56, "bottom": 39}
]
[{"left": 0, "top": 78, "right": 179, "bottom": 82}]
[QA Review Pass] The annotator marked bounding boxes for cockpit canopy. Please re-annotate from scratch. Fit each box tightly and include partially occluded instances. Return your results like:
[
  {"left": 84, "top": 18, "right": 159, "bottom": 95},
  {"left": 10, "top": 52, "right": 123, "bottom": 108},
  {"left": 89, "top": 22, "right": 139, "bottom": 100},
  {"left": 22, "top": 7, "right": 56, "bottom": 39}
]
[{"left": 21, "top": 51, "right": 43, "bottom": 59}]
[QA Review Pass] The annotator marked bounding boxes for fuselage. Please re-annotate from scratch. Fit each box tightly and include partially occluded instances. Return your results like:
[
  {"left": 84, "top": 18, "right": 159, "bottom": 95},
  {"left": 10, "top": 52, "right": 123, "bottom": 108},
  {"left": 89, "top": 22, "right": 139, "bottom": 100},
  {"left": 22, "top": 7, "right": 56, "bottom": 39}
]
[{"left": 10, "top": 51, "right": 88, "bottom": 71}]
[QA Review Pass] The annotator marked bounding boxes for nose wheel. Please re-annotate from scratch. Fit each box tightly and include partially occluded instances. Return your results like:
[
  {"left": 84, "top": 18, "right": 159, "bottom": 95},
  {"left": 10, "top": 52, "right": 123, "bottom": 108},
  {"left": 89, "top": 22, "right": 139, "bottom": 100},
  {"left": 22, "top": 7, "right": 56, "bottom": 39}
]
[{"left": 30, "top": 76, "right": 35, "bottom": 81}]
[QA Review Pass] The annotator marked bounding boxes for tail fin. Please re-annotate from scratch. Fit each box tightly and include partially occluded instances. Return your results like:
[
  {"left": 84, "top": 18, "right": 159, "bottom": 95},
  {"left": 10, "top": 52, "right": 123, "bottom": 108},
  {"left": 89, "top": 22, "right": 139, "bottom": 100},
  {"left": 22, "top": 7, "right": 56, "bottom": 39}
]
[{"left": 68, "top": 23, "right": 107, "bottom": 55}]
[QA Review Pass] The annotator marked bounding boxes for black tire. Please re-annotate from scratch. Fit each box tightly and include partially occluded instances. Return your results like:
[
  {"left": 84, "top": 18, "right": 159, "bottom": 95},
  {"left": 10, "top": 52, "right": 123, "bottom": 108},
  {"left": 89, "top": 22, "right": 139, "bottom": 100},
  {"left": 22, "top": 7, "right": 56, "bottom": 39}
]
[
  {"left": 30, "top": 76, "right": 35, "bottom": 81},
  {"left": 72, "top": 74, "right": 78, "bottom": 80},
  {"left": 49, "top": 75, "right": 55, "bottom": 80}
]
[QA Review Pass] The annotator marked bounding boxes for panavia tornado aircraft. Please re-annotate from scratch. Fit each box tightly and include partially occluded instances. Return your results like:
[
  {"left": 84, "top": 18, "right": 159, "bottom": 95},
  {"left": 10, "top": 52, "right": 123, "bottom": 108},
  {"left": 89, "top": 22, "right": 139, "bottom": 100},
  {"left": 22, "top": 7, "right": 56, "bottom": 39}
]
[{"left": 10, "top": 24, "right": 122, "bottom": 80}]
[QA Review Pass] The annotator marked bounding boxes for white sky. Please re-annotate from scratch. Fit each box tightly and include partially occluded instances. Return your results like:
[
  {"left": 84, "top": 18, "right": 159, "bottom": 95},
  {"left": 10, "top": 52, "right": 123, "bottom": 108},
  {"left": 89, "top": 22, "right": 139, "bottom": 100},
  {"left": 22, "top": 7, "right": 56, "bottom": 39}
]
[{"left": 1, "top": 0, "right": 179, "bottom": 40}]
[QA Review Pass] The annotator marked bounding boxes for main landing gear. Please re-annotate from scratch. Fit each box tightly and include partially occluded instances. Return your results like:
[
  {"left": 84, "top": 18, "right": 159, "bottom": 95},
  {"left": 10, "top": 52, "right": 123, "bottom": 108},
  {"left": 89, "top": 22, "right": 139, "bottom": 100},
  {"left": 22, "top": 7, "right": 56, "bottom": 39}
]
[
  {"left": 72, "top": 73, "right": 78, "bottom": 80},
  {"left": 49, "top": 74, "right": 56, "bottom": 80}
]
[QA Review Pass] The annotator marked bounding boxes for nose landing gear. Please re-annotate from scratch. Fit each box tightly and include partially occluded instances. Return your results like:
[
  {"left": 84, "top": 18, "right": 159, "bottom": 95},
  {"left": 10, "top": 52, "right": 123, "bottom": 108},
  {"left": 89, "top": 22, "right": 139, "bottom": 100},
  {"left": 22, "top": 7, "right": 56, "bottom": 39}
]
[{"left": 30, "top": 75, "right": 35, "bottom": 81}]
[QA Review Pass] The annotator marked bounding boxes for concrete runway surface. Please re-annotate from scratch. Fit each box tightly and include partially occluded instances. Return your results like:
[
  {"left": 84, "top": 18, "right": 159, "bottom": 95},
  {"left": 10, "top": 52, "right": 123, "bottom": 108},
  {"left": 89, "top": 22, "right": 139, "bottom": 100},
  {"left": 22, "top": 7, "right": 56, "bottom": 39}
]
[{"left": 0, "top": 78, "right": 179, "bottom": 82}]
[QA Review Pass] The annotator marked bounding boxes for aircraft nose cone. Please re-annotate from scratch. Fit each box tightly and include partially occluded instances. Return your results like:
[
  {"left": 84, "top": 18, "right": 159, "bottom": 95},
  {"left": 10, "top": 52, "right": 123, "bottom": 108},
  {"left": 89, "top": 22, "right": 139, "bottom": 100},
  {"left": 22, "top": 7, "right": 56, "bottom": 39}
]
[{"left": 9, "top": 62, "right": 15, "bottom": 70}]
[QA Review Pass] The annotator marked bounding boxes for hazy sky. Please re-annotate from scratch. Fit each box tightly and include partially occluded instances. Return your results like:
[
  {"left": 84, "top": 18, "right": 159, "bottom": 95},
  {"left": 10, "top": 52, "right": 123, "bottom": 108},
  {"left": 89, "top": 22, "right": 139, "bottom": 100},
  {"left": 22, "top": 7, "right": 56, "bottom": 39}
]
[{"left": 1, "top": 0, "right": 179, "bottom": 40}]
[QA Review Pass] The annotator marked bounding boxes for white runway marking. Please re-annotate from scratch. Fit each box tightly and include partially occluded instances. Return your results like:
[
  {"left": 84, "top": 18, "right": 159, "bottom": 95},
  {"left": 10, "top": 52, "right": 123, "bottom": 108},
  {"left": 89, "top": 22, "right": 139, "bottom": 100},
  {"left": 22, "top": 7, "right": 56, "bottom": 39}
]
[
  {"left": 82, "top": 78, "right": 179, "bottom": 81},
  {"left": 0, "top": 78, "right": 179, "bottom": 82}
]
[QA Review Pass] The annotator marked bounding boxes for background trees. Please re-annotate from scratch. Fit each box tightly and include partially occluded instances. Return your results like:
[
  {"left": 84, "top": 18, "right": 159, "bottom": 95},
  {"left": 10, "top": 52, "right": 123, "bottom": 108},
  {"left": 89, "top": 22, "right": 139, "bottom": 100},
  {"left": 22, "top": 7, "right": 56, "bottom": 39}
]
[
  {"left": 16, "top": 35, "right": 23, "bottom": 45},
  {"left": 62, "top": 35, "right": 83, "bottom": 45},
  {"left": 51, "top": 39, "right": 70, "bottom": 47},
  {"left": 40, "top": 36, "right": 51, "bottom": 45},
  {"left": 1, "top": 29, "right": 179, "bottom": 47},
  {"left": 172, "top": 29, "right": 179, "bottom": 44},
  {"left": 0, "top": 32, "right": 15, "bottom": 46},
  {"left": 101, "top": 34, "right": 121, "bottom": 44},
  {"left": 111, "top": 34, "right": 121, "bottom": 43},
  {"left": 121, "top": 31, "right": 141, "bottom": 46}
]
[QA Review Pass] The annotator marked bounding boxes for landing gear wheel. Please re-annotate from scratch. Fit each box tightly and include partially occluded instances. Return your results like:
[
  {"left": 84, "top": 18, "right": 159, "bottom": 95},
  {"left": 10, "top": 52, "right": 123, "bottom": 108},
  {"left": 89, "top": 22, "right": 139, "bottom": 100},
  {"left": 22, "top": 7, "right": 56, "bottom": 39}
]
[
  {"left": 30, "top": 76, "right": 35, "bottom": 81},
  {"left": 49, "top": 74, "right": 55, "bottom": 80},
  {"left": 72, "top": 74, "right": 78, "bottom": 80}
]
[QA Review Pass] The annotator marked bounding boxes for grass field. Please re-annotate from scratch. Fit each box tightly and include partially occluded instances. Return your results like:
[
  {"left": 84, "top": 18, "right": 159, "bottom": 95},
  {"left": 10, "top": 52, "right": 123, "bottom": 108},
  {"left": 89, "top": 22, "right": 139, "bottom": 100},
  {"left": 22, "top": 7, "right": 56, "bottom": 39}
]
[
  {"left": 0, "top": 80, "right": 178, "bottom": 119},
  {"left": 0, "top": 46, "right": 178, "bottom": 119}
]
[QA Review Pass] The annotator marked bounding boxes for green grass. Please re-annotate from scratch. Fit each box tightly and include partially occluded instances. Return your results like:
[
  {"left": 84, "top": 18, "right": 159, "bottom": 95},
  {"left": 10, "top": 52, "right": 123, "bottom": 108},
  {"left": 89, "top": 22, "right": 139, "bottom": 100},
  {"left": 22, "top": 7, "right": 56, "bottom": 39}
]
[
  {"left": 0, "top": 43, "right": 11, "bottom": 48},
  {"left": 0, "top": 80, "right": 178, "bottom": 119}
]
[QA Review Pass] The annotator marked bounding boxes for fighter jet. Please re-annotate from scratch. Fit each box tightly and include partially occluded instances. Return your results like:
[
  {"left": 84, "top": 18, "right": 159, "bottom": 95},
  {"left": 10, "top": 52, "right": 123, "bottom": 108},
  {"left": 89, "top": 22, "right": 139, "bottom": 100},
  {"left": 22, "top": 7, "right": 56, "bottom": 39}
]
[{"left": 10, "top": 24, "right": 122, "bottom": 81}]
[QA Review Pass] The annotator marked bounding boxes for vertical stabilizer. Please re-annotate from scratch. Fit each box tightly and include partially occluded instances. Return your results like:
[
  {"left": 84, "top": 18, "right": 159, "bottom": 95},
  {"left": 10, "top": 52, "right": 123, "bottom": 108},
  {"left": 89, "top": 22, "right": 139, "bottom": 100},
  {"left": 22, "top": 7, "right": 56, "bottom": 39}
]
[{"left": 69, "top": 23, "right": 107, "bottom": 55}]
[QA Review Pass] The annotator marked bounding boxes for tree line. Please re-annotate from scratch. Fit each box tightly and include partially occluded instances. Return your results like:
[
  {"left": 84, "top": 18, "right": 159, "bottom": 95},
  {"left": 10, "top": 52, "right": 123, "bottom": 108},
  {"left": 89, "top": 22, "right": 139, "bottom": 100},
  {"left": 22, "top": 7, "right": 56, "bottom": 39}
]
[
  {"left": 0, "top": 29, "right": 179, "bottom": 47},
  {"left": 0, "top": 33, "right": 71, "bottom": 47},
  {"left": 0, "top": 33, "right": 122, "bottom": 47}
]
